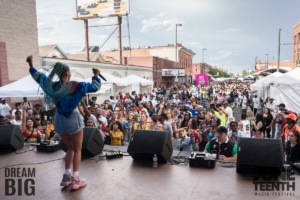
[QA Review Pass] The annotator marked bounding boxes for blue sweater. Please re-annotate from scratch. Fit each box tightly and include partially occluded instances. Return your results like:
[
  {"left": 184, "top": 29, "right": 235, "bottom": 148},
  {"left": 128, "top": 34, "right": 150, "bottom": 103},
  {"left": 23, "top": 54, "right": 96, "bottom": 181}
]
[{"left": 30, "top": 67, "right": 101, "bottom": 117}]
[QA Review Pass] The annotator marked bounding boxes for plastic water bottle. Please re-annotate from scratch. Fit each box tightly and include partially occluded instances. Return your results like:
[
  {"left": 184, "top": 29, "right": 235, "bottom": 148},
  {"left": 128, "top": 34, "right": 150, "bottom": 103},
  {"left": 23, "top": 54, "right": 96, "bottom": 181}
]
[
  {"left": 40, "top": 135, "right": 44, "bottom": 144},
  {"left": 153, "top": 154, "right": 158, "bottom": 168}
]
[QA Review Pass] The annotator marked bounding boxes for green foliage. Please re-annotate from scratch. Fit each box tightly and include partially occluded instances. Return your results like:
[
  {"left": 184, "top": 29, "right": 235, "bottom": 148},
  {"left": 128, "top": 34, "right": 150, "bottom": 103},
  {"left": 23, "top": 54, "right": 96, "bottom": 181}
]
[
  {"left": 241, "top": 69, "right": 254, "bottom": 77},
  {"left": 208, "top": 68, "right": 231, "bottom": 78}
]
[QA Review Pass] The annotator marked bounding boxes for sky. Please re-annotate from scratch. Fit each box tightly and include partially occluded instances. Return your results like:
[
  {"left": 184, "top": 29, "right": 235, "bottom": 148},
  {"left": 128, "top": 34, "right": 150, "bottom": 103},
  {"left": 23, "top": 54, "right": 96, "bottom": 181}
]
[{"left": 36, "top": 0, "right": 300, "bottom": 74}]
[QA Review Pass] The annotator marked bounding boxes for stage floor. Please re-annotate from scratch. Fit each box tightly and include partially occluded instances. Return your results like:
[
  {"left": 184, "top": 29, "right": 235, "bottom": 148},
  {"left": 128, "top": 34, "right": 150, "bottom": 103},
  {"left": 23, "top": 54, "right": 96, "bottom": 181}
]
[{"left": 0, "top": 145, "right": 299, "bottom": 200}]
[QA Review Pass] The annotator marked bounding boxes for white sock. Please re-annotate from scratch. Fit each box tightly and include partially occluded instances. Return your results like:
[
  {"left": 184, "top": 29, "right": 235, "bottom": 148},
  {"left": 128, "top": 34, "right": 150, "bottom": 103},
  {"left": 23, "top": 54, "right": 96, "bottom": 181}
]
[
  {"left": 73, "top": 171, "right": 79, "bottom": 177},
  {"left": 65, "top": 169, "right": 72, "bottom": 175}
]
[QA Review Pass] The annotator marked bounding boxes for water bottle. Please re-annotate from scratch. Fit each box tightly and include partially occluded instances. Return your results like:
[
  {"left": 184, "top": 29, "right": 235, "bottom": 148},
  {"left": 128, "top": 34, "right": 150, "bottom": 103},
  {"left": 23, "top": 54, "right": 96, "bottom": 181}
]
[
  {"left": 153, "top": 154, "right": 158, "bottom": 168},
  {"left": 40, "top": 134, "right": 45, "bottom": 144}
]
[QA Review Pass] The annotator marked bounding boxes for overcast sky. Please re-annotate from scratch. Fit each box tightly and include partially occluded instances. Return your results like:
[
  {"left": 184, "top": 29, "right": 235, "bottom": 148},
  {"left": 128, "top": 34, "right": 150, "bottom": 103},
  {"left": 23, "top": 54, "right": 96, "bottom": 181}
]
[{"left": 36, "top": 0, "right": 300, "bottom": 74}]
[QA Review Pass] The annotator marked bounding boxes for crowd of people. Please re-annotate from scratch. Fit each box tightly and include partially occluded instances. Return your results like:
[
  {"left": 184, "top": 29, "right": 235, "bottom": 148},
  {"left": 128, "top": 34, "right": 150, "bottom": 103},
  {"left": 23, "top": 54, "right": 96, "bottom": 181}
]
[{"left": 1, "top": 63, "right": 300, "bottom": 188}]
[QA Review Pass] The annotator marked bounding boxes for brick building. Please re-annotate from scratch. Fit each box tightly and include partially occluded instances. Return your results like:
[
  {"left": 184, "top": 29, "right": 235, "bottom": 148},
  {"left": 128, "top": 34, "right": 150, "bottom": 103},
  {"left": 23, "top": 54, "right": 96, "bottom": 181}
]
[
  {"left": 293, "top": 21, "right": 300, "bottom": 68},
  {"left": 0, "top": 0, "right": 40, "bottom": 87},
  {"left": 100, "top": 44, "right": 195, "bottom": 85}
]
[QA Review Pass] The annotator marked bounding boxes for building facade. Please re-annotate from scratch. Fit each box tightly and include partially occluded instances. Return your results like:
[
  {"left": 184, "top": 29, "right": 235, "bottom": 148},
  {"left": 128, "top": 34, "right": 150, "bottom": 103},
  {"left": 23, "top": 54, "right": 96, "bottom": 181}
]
[
  {"left": 100, "top": 44, "right": 195, "bottom": 85},
  {"left": 293, "top": 21, "right": 300, "bottom": 68},
  {"left": 0, "top": 0, "right": 40, "bottom": 87}
]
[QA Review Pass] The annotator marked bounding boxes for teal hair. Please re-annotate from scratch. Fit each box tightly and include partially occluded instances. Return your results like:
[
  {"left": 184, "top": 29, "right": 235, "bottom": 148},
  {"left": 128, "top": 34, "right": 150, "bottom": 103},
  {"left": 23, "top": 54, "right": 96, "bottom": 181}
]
[{"left": 37, "top": 62, "right": 72, "bottom": 103}]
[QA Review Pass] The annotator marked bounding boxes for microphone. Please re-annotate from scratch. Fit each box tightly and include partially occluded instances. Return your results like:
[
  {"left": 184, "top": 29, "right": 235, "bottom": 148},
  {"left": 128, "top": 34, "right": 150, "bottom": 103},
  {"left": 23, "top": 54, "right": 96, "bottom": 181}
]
[
  {"left": 93, "top": 68, "right": 107, "bottom": 81},
  {"left": 99, "top": 74, "right": 107, "bottom": 82}
]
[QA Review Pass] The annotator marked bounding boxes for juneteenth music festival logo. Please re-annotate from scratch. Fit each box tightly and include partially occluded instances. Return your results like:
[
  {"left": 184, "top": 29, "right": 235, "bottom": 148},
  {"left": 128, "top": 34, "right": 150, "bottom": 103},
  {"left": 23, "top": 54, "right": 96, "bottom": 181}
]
[
  {"left": 253, "top": 170, "right": 296, "bottom": 197},
  {"left": 4, "top": 167, "right": 35, "bottom": 196}
]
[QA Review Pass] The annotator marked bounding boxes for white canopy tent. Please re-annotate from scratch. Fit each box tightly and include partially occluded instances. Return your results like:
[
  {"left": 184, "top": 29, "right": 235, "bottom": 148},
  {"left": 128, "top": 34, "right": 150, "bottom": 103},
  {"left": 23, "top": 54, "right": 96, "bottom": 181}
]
[
  {"left": 0, "top": 72, "right": 111, "bottom": 98},
  {"left": 122, "top": 75, "right": 153, "bottom": 94},
  {"left": 100, "top": 72, "right": 131, "bottom": 97},
  {"left": 272, "top": 67, "right": 300, "bottom": 86},
  {"left": 250, "top": 71, "right": 283, "bottom": 99},
  {"left": 269, "top": 67, "right": 300, "bottom": 112},
  {"left": 72, "top": 77, "right": 111, "bottom": 104},
  {"left": 0, "top": 71, "right": 44, "bottom": 98}
]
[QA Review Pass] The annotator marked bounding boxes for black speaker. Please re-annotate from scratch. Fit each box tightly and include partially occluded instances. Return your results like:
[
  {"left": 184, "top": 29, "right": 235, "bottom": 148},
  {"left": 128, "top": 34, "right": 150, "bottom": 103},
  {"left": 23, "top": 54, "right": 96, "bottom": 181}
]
[
  {"left": 127, "top": 130, "right": 173, "bottom": 163},
  {"left": 0, "top": 125, "right": 24, "bottom": 152},
  {"left": 60, "top": 127, "right": 104, "bottom": 157},
  {"left": 237, "top": 137, "right": 283, "bottom": 174}
]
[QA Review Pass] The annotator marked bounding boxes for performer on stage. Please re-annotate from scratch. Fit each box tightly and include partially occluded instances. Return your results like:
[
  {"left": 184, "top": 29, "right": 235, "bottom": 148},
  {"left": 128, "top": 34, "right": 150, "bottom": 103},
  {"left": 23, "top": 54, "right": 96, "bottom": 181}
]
[{"left": 26, "top": 56, "right": 101, "bottom": 190}]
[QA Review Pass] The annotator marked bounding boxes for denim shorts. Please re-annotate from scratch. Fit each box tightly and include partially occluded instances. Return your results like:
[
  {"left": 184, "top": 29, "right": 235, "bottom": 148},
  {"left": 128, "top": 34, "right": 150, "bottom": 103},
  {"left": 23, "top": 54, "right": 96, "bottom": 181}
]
[{"left": 54, "top": 109, "right": 84, "bottom": 135}]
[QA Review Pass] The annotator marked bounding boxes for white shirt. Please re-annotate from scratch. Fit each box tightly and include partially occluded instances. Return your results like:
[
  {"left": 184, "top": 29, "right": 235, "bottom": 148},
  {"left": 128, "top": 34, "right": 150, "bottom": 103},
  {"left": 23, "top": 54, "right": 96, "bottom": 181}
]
[
  {"left": 0, "top": 103, "right": 11, "bottom": 116},
  {"left": 173, "top": 99, "right": 181, "bottom": 105},
  {"left": 110, "top": 99, "right": 118, "bottom": 109},
  {"left": 241, "top": 95, "right": 248, "bottom": 109},
  {"left": 142, "top": 96, "right": 149, "bottom": 104},
  {"left": 253, "top": 97, "right": 261, "bottom": 109},
  {"left": 266, "top": 102, "right": 276, "bottom": 118},
  {"left": 11, "top": 109, "right": 22, "bottom": 116},
  {"left": 151, "top": 99, "right": 158, "bottom": 107},
  {"left": 11, "top": 119, "right": 22, "bottom": 129},
  {"left": 241, "top": 120, "right": 251, "bottom": 138},
  {"left": 225, "top": 106, "right": 233, "bottom": 128}
]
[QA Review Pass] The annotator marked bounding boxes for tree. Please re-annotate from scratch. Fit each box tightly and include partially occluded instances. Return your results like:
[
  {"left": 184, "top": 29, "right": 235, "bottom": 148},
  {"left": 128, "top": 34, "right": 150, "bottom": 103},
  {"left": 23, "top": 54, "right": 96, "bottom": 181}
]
[{"left": 209, "top": 68, "right": 231, "bottom": 77}]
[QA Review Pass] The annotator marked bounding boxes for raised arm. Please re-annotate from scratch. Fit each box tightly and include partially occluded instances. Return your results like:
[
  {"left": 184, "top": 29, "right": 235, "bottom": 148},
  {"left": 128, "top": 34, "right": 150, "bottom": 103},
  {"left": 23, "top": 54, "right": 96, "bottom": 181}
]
[{"left": 22, "top": 105, "right": 27, "bottom": 132}]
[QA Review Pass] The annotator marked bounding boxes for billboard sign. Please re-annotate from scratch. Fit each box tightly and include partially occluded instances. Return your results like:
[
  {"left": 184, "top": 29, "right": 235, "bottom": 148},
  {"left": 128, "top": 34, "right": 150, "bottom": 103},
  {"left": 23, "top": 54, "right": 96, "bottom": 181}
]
[
  {"left": 76, "top": 0, "right": 130, "bottom": 18},
  {"left": 162, "top": 69, "right": 185, "bottom": 77},
  {"left": 195, "top": 74, "right": 209, "bottom": 85}
]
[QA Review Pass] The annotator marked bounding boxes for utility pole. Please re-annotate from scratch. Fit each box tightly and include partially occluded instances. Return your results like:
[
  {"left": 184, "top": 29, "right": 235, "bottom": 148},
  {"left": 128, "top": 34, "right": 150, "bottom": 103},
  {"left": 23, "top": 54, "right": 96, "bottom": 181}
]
[{"left": 277, "top": 28, "right": 281, "bottom": 72}]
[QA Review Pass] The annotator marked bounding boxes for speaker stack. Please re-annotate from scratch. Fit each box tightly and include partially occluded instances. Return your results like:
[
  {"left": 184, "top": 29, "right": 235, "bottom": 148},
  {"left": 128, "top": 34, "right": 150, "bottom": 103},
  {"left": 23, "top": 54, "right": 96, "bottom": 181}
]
[
  {"left": 60, "top": 127, "right": 104, "bottom": 157},
  {"left": 237, "top": 137, "right": 283, "bottom": 175},
  {"left": 127, "top": 130, "right": 173, "bottom": 163},
  {"left": 0, "top": 125, "right": 24, "bottom": 152}
]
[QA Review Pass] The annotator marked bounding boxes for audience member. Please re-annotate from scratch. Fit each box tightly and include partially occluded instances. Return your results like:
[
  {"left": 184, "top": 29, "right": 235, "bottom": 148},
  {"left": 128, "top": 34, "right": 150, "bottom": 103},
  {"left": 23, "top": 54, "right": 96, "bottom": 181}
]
[{"left": 205, "top": 126, "right": 237, "bottom": 161}]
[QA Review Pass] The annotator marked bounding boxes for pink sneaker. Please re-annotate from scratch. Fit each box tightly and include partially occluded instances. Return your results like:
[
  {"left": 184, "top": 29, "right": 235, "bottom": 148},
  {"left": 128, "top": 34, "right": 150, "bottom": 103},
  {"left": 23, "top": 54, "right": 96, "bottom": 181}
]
[
  {"left": 60, "top": 174, "right": 72, "bottom": 187},
  {"left": 70, "top": 176, "right": 87, "bottom": 190}
]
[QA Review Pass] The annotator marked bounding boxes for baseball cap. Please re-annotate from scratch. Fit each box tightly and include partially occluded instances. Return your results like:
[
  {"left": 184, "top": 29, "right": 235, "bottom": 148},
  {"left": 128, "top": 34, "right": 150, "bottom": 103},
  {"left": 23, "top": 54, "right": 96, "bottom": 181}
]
[{"left": 284, "top": 113, "right": 297, "bottom": 121}]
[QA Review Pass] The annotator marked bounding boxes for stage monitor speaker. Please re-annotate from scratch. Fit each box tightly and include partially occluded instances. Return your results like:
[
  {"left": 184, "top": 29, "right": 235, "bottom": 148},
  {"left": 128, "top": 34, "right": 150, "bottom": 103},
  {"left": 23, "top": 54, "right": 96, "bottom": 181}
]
[
  {"left": 0, "top": 125, "right": 24, "bottom": 152},
  {"left": 127, "top": 130, "right": 173, "bottom": 163},
  {"left": 236, "top": 137, "right": 283, "bottom": 174},
  {"left": 60, "top": 127, "right": 104, "bottom": 157}
]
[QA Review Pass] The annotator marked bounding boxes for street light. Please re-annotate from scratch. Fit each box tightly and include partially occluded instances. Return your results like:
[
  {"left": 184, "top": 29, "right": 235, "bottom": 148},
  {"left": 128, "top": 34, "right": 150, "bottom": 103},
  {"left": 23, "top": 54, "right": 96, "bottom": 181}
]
[
  {"left": 202, "top": 48, "right": 206, "bottom": 63},
  {"left": 175, "top": 23, "right": 182, "bottom": 83},
  {"left": 266, "top": 53, "right": 268, "bottom": 69}
]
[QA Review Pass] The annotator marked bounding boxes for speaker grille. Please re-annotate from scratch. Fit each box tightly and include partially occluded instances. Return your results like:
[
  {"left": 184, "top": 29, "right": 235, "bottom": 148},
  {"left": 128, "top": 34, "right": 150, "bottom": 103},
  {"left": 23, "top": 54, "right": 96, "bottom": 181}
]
[
  {"left": 127, "top": 130, "right": 173, "bottom": 162},
  {"left": 237, "top": 138, "right": 283, "bottom": 168},
  {"left": 0, "top": 125, "right": 24, "bottom": 152}
]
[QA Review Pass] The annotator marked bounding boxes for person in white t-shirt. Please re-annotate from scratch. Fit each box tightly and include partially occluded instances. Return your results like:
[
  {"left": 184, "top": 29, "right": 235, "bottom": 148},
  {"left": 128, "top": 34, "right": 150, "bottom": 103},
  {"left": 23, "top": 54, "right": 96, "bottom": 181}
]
[
  {"left": 173, "top": 96, "right": 181, "bottom": 105},
  {"left": 11, "top": 110, "right": 22, "bottom": 129},
  {"left": 0, "top": 99, "right": 11, "bottom": 117},
  {"left": 253, "top": 94, "right": 261, "bottom": 116},
  {"left": 238, "top": 113, "right": 251, "bottom": 138},
  {"left": 11, "top": 102, "right": 23, "bottom": 118},
  {"left": 223, "top": 100, "right": 234, "bottom": 129}
]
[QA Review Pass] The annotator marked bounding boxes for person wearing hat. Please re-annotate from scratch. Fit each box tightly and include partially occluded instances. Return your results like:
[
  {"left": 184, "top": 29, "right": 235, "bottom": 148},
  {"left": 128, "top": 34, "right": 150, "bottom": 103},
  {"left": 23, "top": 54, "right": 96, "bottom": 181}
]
[
  {"left": 204, "top": 126, "right": 237, "bottom": 161},
  {"left": 266, "top": 97, "right": 276, "bottom": 138},
  {"left": 281, "top": 113, "right": 300, "bottom": 148},
  {"left": 274, "top": 103, "right": 287, "bottom": 139}
]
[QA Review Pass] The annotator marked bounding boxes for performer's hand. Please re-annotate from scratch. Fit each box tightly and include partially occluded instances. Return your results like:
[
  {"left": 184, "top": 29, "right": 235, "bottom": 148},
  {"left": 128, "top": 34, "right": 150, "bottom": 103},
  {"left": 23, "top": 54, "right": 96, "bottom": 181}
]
[
  {"left": 26, "top": 55, "right": 33, "bottom": 67},
  {"left": 92, "top": 68, "right": 100, "bottom": 76}
]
